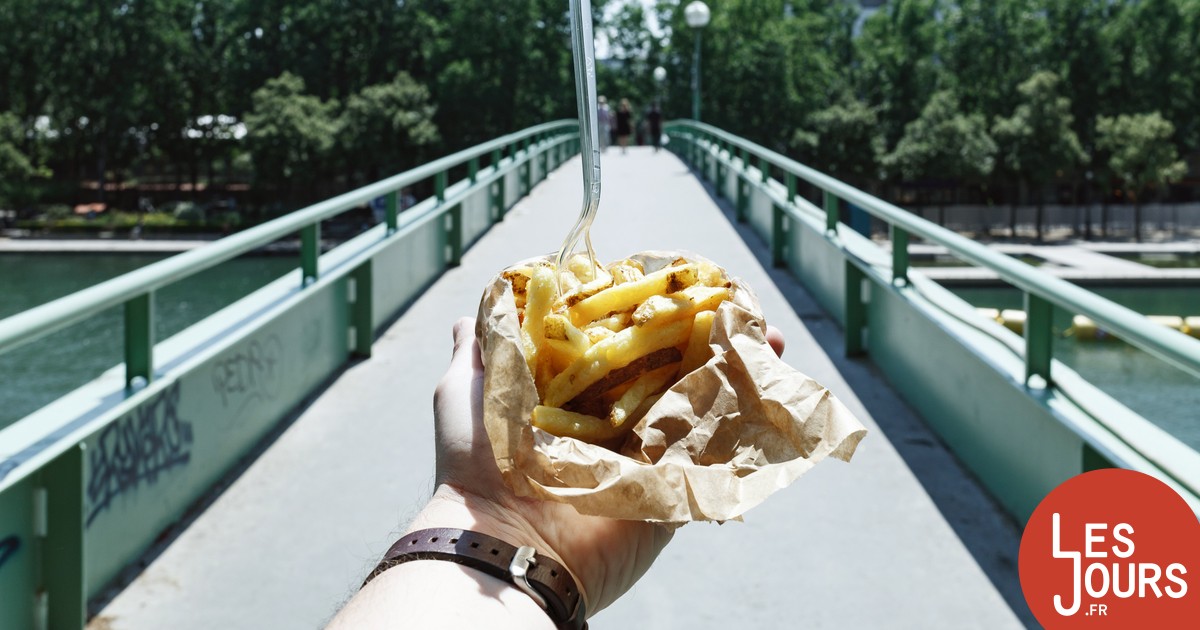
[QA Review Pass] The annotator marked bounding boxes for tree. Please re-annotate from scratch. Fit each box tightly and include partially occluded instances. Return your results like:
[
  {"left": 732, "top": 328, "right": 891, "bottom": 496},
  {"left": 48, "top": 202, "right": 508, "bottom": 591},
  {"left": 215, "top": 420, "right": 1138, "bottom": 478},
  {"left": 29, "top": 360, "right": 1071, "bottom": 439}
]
[
  {"left": 1095, "top": 113, "right": 1188, "bottom": 242},
  {"left": 854, "top": 0, "right": 944, "bottom": 149},
  {"left": 792, "top": 97, "right": 884, "bottom": 187},
  {"left": 243, "top": 73, "right": 339, "bottom": 204},
  {"left": 939, "top": 0, "right": 1048, "bottom": 126},
  {"left": 992, "top": 72, "right": 1087, "bottom": 240},
  {"left": 340, "top": 72, "right": 440, "bottom": 183},
  {"left": 882, "top": 91, "right": 997, "bottom": 223},
  {"left": 0, "top": 113, "right": 50, "bottom": 207}
]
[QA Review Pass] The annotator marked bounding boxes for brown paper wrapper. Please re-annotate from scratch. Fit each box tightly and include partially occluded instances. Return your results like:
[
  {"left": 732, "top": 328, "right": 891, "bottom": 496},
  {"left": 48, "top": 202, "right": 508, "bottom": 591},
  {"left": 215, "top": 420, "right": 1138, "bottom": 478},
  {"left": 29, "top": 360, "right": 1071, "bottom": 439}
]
[{"left": 476, "top": 251, "right": 867, "bottom": 524}]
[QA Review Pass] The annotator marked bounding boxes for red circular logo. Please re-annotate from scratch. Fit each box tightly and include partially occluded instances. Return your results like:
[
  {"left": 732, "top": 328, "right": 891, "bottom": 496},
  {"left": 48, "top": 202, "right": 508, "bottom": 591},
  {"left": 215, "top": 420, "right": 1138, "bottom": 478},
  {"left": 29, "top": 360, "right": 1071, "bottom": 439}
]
[{"left": 1019, "top": 469, "right": 1200, "bottom": 628}]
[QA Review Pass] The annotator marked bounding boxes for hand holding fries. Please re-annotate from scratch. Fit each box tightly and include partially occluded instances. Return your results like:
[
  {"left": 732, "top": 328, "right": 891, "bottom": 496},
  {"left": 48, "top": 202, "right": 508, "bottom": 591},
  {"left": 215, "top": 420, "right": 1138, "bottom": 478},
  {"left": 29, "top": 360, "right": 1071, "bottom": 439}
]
[{"left": 506, "top": 254, "right": 732, "bottom": 445}]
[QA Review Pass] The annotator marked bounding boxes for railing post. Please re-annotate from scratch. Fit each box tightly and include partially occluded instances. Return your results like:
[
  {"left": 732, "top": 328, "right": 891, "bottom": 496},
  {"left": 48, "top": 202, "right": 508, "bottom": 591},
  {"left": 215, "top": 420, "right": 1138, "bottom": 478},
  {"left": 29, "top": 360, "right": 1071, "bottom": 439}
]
[
  {"left": 447, "top": 204, "right": 463, "bottom": 266},
  {"left": 301, "top": 223, "right": 320, "bottom": 286},
  {"left": 468, "top": 156, "right": 479, "bottom": 184},
  {"left": 492, "top": 147, "right": 503, "bottom": 170},
  {"left": 350, "top": 260, "right": 373, "bottom": 357},
  {"left": 538, "top": 146, "right": 548, "bottom": 183},
  {"left": 785, "top": 172, "right": 796, "bottom": 204},
  {"left": 824, "top": 190, "right": 839, "bottom": 233},
  {"left": 845, "top": 260, "right": 867, "bottom": 356},
  {"left": 1025, "top": 293, "right": 1053, "bottom": 385},
  {"left": 436, "top": 170, "right": 447, "bottom": 204},
  {"left": 492, "top": 176, "right": 507, "bottom": 222},
  {"left": 736, "top": 178, "right": 748, "bottom": 224},
  {"left": 41, "top": 443, "right": 85, "bottom": 630},
  {"left": 759, "top": 156, "right": 769, "bottom": 183},
  {"left": 771, "top": 204, "right": 787, "bottom": 267},
  {"left": 124, "top": 292, "right": 153, "bottom": 386},
  {"left": 385, "top": 191, "right": 398, "bottom": 234},
  {"left": 891, "top": 225, "right": 909, "bottom": 285}
]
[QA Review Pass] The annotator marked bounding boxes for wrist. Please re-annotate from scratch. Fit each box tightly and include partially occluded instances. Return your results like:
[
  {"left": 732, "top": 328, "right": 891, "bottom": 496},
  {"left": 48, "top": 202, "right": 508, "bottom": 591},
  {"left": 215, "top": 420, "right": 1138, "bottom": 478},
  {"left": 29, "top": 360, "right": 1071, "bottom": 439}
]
[
  {"left": 409, "top": 485, "right": 554, "bottom": 559},
  {"left": 409, "top": 484, "right": 582, "bottom": 599}
]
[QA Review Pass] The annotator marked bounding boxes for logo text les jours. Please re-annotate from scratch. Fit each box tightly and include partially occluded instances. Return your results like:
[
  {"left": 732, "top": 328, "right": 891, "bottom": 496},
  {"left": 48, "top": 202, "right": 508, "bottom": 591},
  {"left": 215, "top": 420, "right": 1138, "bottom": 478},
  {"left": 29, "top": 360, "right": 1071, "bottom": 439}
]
[{"left": 1052, "top": 513, "right": 1188, "bottom": 616}]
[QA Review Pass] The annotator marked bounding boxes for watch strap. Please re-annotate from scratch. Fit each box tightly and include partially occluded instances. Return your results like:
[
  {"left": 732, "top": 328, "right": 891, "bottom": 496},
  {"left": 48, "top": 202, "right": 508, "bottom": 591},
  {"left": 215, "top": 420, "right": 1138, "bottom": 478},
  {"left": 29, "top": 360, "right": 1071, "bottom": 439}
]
[{"left": 362, "top": 528, "right": 586, "bottom": 630}]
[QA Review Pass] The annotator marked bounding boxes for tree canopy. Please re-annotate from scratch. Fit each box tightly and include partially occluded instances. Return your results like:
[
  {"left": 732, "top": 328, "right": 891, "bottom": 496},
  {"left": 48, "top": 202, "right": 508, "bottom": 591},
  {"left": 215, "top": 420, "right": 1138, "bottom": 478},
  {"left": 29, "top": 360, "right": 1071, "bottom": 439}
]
[{"left": 0, "top": 0, "right": 1195, "bottom": 220}]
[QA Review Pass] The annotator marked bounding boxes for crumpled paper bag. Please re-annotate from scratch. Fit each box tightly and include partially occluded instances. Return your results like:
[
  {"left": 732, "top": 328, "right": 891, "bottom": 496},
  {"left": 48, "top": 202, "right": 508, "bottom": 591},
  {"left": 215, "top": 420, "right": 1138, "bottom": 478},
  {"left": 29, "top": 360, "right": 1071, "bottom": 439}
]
[{"left": 476, "top": 251, "right": 867, "bottom": 523}]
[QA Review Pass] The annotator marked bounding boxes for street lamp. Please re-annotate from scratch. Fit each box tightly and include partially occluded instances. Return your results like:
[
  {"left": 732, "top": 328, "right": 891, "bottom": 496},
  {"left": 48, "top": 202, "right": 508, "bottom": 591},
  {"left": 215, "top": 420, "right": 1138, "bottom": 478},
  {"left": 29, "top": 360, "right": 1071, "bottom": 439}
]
[
  {"left": 685, "top": 1, "right": 710, "bottom": 121},
  {"left": 653, "top": 65, "right": 667, "bottom": 106}
]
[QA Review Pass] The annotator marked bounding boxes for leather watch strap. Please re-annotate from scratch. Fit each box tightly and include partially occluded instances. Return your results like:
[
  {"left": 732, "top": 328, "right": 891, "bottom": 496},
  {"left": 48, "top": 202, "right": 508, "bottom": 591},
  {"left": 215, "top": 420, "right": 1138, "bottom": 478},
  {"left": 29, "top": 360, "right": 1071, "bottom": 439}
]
[{"left": 362, "top": 528, "right": 587, "bottom": 630}]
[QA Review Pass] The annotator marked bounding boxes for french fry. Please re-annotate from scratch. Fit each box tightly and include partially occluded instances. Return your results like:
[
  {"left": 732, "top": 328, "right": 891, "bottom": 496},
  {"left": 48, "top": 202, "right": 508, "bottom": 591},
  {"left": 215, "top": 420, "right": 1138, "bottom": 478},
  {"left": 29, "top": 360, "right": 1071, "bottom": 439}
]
[
  {"left": 631, "top": 286, "right": 729, "bottom": 327},
  {"left": 560, "top": 271, "right": 614, "bottom": 308},
  {"left": 544, "top": 318, "right": 693, "bottom": 408},
  {"left": 582, "top": 325, "right": 615, "bottom": 344},
  {"left": 608, "top": 260, "right": 645, "bottom": 285},
  {"left": 521, "top": 266, "right": 556, "bottom": 377},
  {"left": 531, "top": 405, "right": 635, "bottom": 442},
  {"left": 543, "top": 313, "right": 590, "bottom": 351},
  {"left": 569, "top": 264, "right": 700, "bottom": 325},
  {"left": 591, "top": 311, "right": 632, "bottom": 331},
  {"left": 676, "top": 310, "right": 717, "bottom": 379},
  {"left": 503, "top": 266, "right": 534, "bottom": 309},
  {"left": 566, "top": 253, "right": 605, "bottom": 282},
  {"left": 609, "top": 364, "right": 678, "bottom": 427},
  {"left": 571, "top": 346, "right": 682, "bottom": 404}
]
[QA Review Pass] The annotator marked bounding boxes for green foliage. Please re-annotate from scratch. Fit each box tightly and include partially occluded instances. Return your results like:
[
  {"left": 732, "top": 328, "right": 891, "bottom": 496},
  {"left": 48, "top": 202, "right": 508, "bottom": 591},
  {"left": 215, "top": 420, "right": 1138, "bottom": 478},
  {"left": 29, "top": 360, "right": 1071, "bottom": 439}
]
[
  {"left": 0, "top": 112, "right": 49, "bottom": 206},
  {"left": 340, "top": 72, "right": 440, "bottom": 181},
  {"left": 992, "top": 72, "right": 1087, "bottom": 186},
  {"left": 855, "top": 0, "right": 944, "bottom": 147},
  {"left": 1096, "top": 113, "right": 1188, "bottom": 198},
  {"left": 793, "top": 97, "right": 884, "bottom": 184},
  {"left": 883, "top": 91, "right": 996, "bottom": 184},
  {"left": 0, "top": 0, "right": 1197, "bottom": 216},
  {"left": 243, "top": 73, "right": 340, "bottom": 194}
]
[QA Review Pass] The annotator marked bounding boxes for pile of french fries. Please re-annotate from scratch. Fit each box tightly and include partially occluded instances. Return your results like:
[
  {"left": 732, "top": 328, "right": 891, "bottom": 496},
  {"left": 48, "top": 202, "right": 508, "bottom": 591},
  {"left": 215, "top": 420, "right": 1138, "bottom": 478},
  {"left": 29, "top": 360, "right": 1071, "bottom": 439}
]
[{"left": 505, "top": 254, "right": 732, "bottom": 445}]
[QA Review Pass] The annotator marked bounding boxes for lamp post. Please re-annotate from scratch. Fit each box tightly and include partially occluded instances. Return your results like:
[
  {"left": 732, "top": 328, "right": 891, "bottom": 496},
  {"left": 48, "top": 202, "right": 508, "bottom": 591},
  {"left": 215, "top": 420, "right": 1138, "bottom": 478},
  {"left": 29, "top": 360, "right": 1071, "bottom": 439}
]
[
  {"left": 653, "top": 65, "right": 667, "bottom": 105},
  {"left": 685, "top": 1, "right": 710, "bottom": 121}
]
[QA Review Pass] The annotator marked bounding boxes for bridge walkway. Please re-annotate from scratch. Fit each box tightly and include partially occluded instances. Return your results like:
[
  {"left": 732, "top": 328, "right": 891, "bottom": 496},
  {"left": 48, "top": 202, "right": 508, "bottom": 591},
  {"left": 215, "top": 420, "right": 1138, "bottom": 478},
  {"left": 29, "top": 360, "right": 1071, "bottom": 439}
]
[{"left": 93, "top": 148, "right": 1031, "bottom": 629}]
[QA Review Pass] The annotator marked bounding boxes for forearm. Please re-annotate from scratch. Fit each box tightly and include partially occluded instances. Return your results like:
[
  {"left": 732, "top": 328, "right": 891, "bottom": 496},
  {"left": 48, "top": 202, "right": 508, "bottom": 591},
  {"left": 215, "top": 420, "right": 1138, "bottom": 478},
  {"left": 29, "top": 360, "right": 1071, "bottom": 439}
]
[{"left": 327, "top": 560, "right": 554, "bottom": 630}]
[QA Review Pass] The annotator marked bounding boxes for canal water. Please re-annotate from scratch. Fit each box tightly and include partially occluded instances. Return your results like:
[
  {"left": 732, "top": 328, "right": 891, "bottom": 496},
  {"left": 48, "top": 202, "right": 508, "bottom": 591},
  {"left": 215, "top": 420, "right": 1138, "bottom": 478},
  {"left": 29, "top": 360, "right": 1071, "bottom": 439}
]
[
  {"left": 0, "top": 253, "right": 297, "bottom": 428},
  {"left": 952, "top": 286, "right": 1200, "bottom": 450}
]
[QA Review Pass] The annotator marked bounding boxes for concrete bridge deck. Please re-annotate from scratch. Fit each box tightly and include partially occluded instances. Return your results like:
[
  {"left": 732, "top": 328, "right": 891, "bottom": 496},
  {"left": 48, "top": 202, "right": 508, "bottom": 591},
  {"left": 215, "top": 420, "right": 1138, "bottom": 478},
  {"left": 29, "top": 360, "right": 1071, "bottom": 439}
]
[{"left": 93, "top": 148, "right": 1032, "bottom": 629}]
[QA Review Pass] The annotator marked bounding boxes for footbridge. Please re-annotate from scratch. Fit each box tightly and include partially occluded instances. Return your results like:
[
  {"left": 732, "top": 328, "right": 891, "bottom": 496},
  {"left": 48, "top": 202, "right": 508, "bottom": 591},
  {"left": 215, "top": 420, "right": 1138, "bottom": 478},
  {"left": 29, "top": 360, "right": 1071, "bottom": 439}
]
[{"left": 3, "top": 121, "right": 1199, "bottom": 629}]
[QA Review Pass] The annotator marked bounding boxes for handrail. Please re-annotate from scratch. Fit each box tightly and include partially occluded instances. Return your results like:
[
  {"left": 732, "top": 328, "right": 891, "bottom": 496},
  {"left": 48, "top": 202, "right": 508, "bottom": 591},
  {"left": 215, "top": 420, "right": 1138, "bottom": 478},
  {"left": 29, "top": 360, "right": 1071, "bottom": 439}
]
[
  {"left": 0, "top": 120, "right": 578, "bottom": 357},
  {"left": 667, "top": 120, "right": 1200, "bottom": 382}
]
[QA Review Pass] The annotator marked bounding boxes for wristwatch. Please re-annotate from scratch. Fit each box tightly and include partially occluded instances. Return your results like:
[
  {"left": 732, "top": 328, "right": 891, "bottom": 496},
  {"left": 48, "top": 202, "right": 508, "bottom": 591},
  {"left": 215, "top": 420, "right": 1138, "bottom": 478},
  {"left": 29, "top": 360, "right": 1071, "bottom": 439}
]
[{"left": 363, "top": 527, "right": 587, "bottom": 630}]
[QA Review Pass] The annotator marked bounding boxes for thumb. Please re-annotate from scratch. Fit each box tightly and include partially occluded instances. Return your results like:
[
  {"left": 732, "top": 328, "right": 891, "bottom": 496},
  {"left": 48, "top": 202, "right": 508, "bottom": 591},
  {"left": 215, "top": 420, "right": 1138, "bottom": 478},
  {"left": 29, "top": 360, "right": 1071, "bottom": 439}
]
[{"left": 451, "top": 317, "right": 477, "bottom": 359}]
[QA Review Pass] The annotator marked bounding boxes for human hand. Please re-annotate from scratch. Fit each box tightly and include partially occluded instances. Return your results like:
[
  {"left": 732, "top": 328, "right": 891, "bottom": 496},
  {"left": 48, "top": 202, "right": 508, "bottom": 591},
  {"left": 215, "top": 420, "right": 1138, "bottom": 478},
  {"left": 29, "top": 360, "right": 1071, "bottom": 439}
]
[{"left": 419, "top": 317, "right": 784, "bottom": 616}]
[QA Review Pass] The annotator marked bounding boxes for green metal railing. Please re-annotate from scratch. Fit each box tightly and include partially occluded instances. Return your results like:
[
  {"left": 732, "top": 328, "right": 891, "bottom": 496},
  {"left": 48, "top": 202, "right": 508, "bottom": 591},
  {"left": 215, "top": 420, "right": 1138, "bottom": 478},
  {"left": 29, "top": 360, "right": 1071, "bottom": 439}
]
[
  {"left": 0, "top": 121, "right": 579, "bottom": 630},
  {"left": 668, "top": 121, "right": 1200, "bottom": 383},
  {"left": 667, "top": 119, "right": 1200, "bottom": 520},
  {"left": 0, "top": 120, "right": 579, "bottom": 388}
]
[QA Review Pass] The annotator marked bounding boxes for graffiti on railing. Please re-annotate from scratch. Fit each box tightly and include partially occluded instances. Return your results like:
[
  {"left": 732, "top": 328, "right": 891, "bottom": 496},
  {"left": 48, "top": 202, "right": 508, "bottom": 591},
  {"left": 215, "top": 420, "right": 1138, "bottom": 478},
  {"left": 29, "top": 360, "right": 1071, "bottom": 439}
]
[
  {"left": 0, "top": 535, "right": 18, "bottom": 570},
  {"left": 86, "top": 381, "right": 192, "bottom": 527},
  {"left": 211, "top": 335, "right": 283, "bottom": 415}
]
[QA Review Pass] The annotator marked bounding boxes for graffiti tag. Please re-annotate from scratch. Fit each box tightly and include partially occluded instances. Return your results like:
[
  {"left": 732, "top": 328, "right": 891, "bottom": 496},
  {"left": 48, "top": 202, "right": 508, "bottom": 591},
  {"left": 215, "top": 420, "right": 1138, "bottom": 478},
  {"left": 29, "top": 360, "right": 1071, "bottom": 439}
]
[
  {"left": 86, "top": 382, "right": 192, "bottom": 527},
  {"left": 211, "top": 335, "right": 283, "bottom": 413},
  {"left": 0, "top": 535, "right": 18, "bottom": 570}
]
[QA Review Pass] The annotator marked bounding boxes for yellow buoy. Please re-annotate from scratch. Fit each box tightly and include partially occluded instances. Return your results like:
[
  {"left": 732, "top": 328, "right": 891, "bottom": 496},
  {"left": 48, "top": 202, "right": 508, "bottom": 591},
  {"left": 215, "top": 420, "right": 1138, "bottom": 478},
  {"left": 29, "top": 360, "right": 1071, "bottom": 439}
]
[
  {"left": 1000, "top": 309, "right": 1025, "bottom": 334},
  {"left": 1186, "top": 316, "right": 1200, "bottom": 339}
]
